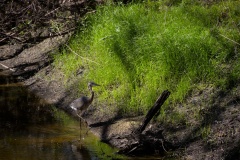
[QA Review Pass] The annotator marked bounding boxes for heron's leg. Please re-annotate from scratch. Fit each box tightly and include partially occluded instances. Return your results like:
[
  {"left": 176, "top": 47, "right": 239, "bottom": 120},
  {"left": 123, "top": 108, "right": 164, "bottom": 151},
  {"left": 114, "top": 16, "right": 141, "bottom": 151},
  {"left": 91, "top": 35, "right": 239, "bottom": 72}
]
[
  {"left": 80, "top": 112, "right": 88, "bottom": 126},
  {"left": 78, "top": 114, "right": 82, "bottom": 141},
  {"left": 79, "top": 112, "right": 91, "bottom": 135},
  {"left": 85, "top": 126, "right": 91, "bottom": 135},
  {"left": 77, "top": 114, "right": 86, "bottom": 124},
  {"left": 77, "top": 113, "right": 81, "bottom": 118},
  {"left": 78, "top": 114, "right": 89, "bottom": 140}
]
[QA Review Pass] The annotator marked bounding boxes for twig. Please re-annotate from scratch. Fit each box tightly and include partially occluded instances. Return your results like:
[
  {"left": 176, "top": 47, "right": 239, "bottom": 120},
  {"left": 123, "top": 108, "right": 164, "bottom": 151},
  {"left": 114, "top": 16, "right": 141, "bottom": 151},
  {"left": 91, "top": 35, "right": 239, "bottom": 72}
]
[
  {"left": 0, "top": 63, "right": 15, "bottom": 72},
  {"left": 65, "top": 44, "right": 100, "bottom": 65},
  {"left": 45, "top": 7, "right": 60, "bottom": 16},
  {"left": 0, "top": 32, "right": 23, "bottom": 42},
  {"left": 79, "top": 116, "right": 82, "bottom": 141},
  {"left": 219, "top": 34, "right": 240, "bottom": 46},
  {"left": 160, "top": 139, "right": 168, "bottom": 153},
  {"left": 0, "top": 38, "right": 7, "bottom": 43},
  {"left": 127, "top": 146, "right": 138, "bottom": 154}
]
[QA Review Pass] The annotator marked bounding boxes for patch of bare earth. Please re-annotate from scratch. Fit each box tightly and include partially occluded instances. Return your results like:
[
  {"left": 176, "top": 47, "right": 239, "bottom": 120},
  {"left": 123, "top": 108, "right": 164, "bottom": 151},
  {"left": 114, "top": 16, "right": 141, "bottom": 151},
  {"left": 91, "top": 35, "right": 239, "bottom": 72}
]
[{"left": 162, "top": 85, "right": 240, "bottom": 159}]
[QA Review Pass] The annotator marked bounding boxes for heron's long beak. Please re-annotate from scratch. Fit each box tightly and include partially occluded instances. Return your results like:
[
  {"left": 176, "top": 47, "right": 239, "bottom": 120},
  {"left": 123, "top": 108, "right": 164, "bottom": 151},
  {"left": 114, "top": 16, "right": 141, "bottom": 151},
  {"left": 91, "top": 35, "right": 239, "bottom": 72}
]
[
  {"left": 88, "top": 82, "right": 100, "bottom": 91},
  {"left": 92, "top": 82, "right": 100, "bottom": 86}
]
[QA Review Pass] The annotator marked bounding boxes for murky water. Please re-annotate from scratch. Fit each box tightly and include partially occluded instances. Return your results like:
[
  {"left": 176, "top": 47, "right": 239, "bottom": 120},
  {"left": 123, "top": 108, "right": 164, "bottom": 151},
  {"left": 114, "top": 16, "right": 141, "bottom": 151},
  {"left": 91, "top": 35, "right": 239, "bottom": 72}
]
[
  {"left": 0, "top": 75, "right": 124, "bottom": 160},
  {"left": 0, "top": 120, "right": 124, "bottom": 160}
]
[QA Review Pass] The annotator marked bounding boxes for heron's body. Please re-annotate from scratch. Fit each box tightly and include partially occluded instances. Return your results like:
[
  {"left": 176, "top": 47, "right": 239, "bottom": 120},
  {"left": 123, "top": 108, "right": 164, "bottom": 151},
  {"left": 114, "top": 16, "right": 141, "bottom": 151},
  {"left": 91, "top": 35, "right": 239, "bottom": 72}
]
[
  {"left": 70, "top": 82, "right": 99, "bottom": 117},
  {"left": 70, "top": 92, "right": 94, "bottom": 112}
]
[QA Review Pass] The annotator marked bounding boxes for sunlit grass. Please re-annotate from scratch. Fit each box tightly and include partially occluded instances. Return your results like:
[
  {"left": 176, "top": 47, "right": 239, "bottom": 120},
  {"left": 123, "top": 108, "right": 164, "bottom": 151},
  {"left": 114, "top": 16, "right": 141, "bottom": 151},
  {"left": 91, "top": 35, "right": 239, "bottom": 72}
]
[{"left": 54, "top": 1, "right": 240, "bottom": 116}]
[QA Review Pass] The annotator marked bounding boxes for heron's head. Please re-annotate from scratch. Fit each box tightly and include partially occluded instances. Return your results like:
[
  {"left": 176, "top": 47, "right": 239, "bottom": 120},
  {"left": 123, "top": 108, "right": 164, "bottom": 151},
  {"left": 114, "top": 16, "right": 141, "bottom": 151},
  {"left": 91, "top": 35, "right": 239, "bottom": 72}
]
[{"left": 88, "top": 82, "right": 100, "bottom": 91}]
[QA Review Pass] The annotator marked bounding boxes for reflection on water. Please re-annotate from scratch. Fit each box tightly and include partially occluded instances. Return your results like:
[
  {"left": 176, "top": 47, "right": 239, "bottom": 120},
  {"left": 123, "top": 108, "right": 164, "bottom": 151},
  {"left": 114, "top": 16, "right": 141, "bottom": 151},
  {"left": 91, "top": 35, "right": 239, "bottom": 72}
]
[
  {"left": 0, "top": 120, "right": 118, "bottom": 160},
  {"left": 0, "top": 123, "right": 82, "bottom": 160},
  {"left": 0, "top": 80, "right": 55, "bottom": 126},
  {"left": 0, "top": 75, "right": 123, "bottom": 160}
]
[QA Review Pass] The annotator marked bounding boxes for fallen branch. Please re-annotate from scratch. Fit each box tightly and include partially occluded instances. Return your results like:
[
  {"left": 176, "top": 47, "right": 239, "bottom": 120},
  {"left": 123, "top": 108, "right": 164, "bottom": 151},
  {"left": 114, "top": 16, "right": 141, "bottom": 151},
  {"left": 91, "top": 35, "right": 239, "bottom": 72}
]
[
  {"left": 65, "top": 44, "right": 100, "bottom": 65},
  {"left": 137, "top": 90, "right": 171, "bottom": 133},
  {"left": 0, "top": 63, "right": 15, "bottom": 72},
  {"left": 0, "top": 32, "right": 23, "bottom": 43},
  {"left": 118, "top": 90, "right": 171, "bottom": 155}
]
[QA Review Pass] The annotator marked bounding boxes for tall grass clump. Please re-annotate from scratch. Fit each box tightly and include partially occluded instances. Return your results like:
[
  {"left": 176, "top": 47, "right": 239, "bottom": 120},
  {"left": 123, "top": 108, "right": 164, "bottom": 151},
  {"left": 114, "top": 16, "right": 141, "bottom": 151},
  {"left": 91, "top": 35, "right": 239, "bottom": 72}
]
[{"left": 54, "top": 1, "right": 240, "bottom": 115}]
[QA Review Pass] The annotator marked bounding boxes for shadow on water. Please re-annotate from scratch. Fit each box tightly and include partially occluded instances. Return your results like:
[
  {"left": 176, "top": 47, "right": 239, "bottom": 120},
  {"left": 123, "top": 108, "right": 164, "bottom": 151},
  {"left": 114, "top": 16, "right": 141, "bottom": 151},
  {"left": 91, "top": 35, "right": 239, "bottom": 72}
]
[
  {"left": 0, "top": 75, "right": 55, "bottom": 128},
  {"left": 0, "top": 74, "right": 125, "bottom": 160}
]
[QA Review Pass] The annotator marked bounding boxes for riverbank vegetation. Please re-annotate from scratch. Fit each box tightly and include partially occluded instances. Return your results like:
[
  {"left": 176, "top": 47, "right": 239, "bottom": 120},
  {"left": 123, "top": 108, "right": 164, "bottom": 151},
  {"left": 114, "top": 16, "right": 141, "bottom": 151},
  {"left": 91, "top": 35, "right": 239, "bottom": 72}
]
[{"left": 54, "top": 0, "right": 240, "bottom": 119}]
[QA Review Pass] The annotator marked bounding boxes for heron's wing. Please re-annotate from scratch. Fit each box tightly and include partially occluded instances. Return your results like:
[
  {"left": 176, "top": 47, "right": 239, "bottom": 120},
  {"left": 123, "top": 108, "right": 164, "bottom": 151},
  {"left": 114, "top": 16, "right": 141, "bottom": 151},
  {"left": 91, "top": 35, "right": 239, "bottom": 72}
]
[{"left": 70, "top": 96, "right": 88, "bottom": 110}]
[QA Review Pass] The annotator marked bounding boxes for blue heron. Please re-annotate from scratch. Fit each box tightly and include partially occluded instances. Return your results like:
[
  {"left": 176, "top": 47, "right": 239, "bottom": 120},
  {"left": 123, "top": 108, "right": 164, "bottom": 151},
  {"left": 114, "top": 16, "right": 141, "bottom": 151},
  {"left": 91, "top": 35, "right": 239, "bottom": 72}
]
[{"left": 70, "top": 82, "right": 100, "bottom": 117}]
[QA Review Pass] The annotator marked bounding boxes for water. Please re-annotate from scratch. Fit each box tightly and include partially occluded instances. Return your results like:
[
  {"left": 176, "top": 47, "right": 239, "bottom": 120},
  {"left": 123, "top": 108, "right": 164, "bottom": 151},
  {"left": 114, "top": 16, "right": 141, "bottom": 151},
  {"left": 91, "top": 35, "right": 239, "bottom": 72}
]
[
  {"left": 0, "top": 120, "right": 122, "bottom": 160},
  {"left": 0, "top": 75, "right": 123, "bottom": 160},
  {"left": 0, "top": 75, "right": 171, "bottom": 160}
]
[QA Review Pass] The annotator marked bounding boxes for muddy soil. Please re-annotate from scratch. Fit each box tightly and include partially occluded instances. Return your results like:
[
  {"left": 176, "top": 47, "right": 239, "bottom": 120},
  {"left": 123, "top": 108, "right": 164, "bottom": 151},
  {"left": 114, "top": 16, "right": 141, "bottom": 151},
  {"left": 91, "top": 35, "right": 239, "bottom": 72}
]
[{"left": 1, "top": 1, "right": 240, "bottom": 159}]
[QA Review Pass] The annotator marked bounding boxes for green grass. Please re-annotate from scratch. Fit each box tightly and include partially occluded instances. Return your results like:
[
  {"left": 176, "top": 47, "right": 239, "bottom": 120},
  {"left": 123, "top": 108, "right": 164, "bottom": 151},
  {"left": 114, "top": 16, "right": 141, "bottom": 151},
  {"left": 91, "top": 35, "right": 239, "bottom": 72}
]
[
  {"left": 54, "top": 0, "right": 240, "bottom": 116},
  {"left": 201, "top": 125, "right": 211, "bottom": 141}
]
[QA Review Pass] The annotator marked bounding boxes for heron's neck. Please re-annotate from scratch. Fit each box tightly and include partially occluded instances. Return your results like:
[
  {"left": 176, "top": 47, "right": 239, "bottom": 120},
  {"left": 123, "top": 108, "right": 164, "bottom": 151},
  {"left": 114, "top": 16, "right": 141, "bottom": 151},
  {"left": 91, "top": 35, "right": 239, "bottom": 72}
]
[{"left": 90, "top": 91, "right": 94, "bottom": 102}]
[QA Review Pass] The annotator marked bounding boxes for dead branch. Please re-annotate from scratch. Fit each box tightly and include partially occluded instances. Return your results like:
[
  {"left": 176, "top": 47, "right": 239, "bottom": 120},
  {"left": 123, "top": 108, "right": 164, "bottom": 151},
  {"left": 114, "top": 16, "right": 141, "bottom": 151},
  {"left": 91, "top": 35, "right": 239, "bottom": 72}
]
[
  {"left": 0, "top": 32, "right": 23, "bottom": 43},
  {"left": 118, "top": 90, "right": 172, "bottom": 155},
  {"left": 137, "top": 90, "right": 171, "bottom": 133},
  {"left": 0, "top": 63, "right": 15, "bottom": 72}
]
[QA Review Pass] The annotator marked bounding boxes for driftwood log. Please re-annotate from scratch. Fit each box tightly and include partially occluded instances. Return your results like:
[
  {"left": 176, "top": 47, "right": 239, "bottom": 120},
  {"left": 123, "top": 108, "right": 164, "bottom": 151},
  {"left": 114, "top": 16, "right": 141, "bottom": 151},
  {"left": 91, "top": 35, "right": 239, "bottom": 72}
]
[
  {"left": 118, "top": 90, "right": 172, "bottom": 155},
  {"left": 137, "top": 90, "right": 171, "bottom": 133}
]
